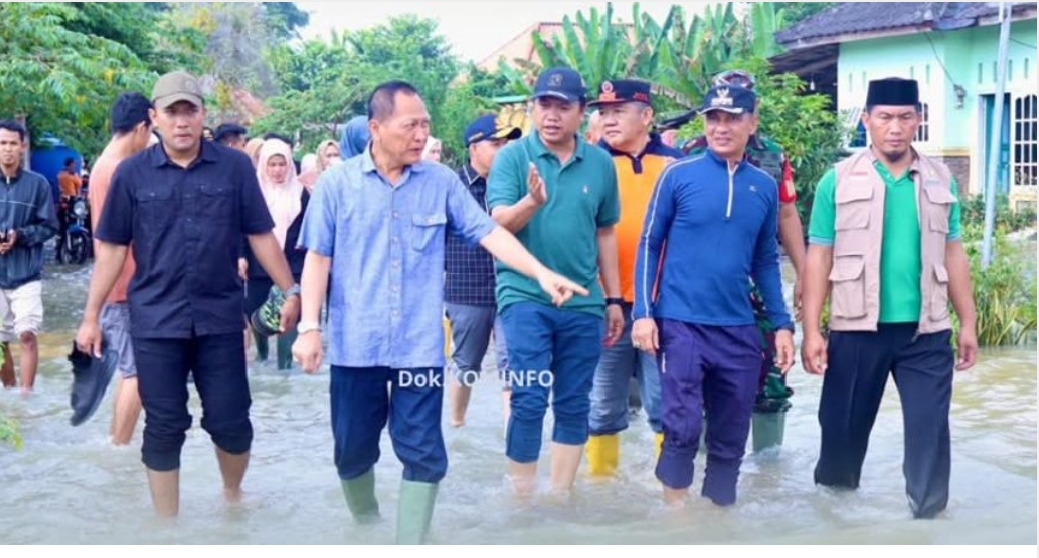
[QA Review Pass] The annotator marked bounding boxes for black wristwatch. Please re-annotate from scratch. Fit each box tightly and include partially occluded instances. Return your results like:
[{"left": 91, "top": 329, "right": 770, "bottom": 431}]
[{"left": 605, "top": 297, "right": 625, "bottom": 307}]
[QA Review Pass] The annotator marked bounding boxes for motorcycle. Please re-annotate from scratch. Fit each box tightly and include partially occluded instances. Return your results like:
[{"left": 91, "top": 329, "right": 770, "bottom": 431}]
[{"left": 59, "top": 195, "right": 92, "bottom": 265}]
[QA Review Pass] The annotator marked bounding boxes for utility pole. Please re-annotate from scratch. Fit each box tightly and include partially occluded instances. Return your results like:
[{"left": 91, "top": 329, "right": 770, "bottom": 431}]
[{"left": 982, "top": 2, "right": 1013, "bottom": 268}]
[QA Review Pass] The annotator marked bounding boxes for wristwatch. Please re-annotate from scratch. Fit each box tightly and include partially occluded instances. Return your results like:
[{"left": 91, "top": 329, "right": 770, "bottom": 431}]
[
  {"left": 284, "top": 283, "right": 301, "bottom": 298},
  {"left": 298, "top": 321, "right": 321, "bottom": 334},
  {"left": 605, "top": 297, "right": 625, "bottom": 307}
]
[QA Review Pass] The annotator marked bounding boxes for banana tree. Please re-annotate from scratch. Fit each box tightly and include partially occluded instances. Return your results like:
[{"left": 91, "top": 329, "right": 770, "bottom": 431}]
[{"left": 528, "top": 3, "right": 634, "bottom": 94}]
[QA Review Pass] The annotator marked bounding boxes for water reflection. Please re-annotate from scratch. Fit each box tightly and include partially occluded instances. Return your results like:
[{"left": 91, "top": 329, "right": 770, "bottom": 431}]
[{"left": 0, "top": 264, "right": 1035, "bottom": 544}]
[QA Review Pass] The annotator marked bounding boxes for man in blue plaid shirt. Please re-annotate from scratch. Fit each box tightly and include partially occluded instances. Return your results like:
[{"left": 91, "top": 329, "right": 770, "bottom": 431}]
[{"left": 445, "top": 113, "right": 522, "bottom": 428}]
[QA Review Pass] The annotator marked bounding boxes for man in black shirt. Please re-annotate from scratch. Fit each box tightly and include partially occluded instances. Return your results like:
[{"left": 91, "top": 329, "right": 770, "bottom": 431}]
[{"left": 76, "top": 71, "right": 300, "bottom": 517}]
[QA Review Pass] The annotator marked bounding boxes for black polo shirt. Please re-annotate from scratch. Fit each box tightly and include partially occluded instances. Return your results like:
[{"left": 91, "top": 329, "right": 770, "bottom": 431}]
[{"left": 96, "top": 141, "right": 275, "bottom": 339}]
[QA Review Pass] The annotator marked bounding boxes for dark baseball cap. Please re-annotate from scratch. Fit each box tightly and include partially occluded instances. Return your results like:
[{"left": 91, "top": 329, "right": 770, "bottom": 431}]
[
  {"left": 532, "top": 66, "right": 587, "bottom": 103},
  {"left": 464, "top": 114, "right": 522, "bottom": 147},
  {"left": 214, "top": 122, "right": 248, "bottom": 143},
  {"left": 152, "top": 70, "right": 204, "bottom": 110},
  {"left": 588, "top": 79, "right": 653, "bottom": 107},
  {"left": 699, "top": 85, "right": 756, "bottom": 115}
]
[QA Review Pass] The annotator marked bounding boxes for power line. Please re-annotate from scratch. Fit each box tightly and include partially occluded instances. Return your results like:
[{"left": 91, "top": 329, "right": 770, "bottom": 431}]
[
  {"left": 1010, "top": 38, "right": 1036, "bottom": 49},
  {"left": 924, "top": 32, "right": 958, "bottom": 86}
]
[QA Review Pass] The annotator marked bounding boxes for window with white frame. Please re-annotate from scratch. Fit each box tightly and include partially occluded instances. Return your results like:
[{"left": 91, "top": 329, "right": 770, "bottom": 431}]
[
  {"left": 1013, "top": 94, "right": 1037, "bottom": 188},
  {"left": 914, "top": 103, "right": 930, "bottom": 143}
]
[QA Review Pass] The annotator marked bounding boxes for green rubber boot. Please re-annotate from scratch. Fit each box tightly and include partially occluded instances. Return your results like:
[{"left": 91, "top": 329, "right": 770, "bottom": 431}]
[
  {"left": 340, "top": 469, "right": 380, "bottom": 524},
  {"left": 396, "top": 480, "right": 439, "bottom": 545},
  {"left": 277, "top": 328, "right": 297, "bottom": 370},
  {"left": 252, "top": 330, "right": 269, "bottom": 362}
]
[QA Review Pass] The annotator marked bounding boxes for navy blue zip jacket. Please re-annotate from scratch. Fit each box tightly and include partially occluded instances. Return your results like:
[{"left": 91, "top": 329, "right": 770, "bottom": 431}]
[
  {"left": 0, "top": 169, "right": 58, "bottom": 289},
  {"left": 633, "top": 148, "right": 792, "bottom": 330}
]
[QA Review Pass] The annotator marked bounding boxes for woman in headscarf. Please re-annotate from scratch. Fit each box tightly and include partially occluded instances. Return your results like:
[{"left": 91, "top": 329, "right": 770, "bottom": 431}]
[
  {"left": 299, "top": 139, "right": 342, "bottom": 190},
  {"left": 245, "top": 137, "right": 265, "bottom": 167},
  {"left": 339, "top": 115, "right": 370, "bottom": 158},
  {"left": 240, "top": 138, "right": 309, "bottom": 369},
  {"left": 421, "top": 136, "right": 442, "bottom": 162}
]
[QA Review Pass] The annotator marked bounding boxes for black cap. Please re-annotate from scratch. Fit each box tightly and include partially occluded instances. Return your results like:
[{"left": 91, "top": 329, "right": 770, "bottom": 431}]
[
  {"left": 464, "top": 114, "right": 522, "bottom": 147},
  {"left": 214, "top": 122, "right": 248, "bottom": 143},
  {"left": 532, "top": 67, "right": 587, "bottom": 103},
  {"left": 699, "top": 85, "right": 756, "bottom": 115},
  {"left": 588, "top": 79, "right": 653, "bottom": 107},
  {"left": 866, "top": 77, "right": 919, "bottom": 106}
]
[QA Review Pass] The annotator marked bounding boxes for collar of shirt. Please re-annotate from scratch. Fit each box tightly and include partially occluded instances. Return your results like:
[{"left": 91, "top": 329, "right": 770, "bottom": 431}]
[
  {"left": 526, "top": 131, "right": 588, "bottom": 163},
  {"left": 598, "top": 132, "right": 677, "bottom": 161},
  {"left": 864, "top": 146, "right": 922, "bottom": 182},
  {"left": 461, "top": 163, "right": 483, "bottom": 186},
  {"left": 147, "top": 140, "right": 220, "bottom": 169},
  {"left": 2, "top": 167, "right": 24, "bottom": 185},
  {"left": 688, "top": 133, "right": 767, "bottom": 152},
  {"left": 705, "top": 145, "right": 752, "bottom": 171},
  {"left": 360, "top": 144, "right": 429, "bottom": 186}
]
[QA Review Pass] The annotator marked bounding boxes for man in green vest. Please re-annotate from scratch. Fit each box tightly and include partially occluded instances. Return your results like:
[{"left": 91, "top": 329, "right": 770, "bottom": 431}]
[{"left": 801, "top": 77, "right": 978, "bottom": 519}]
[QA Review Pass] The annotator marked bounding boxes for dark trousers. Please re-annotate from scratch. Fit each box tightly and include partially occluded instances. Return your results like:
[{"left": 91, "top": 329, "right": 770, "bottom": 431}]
[
  {"left": 133, "top": 333, "right": 251, "bottom": 471},
  {"left": 655, "top": 320, "right": 761, "bottom": 505},
  {"left": 330, "top": 366, "right": 447, "bottom": 484},
  {"left": 814, "top": 324, "right": 954, "bottom": 519}
]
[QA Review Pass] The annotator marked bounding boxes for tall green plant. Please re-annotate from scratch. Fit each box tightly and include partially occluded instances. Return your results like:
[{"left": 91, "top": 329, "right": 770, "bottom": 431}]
[
  {"left": 528, "top": 3, "right": 635, "bottom": 93},
  {"left": 959, "top": 225, "right": 1038, "bottom": 346},
  {"left": 506, "top": 2, "right": 783, "bottom": 112}
]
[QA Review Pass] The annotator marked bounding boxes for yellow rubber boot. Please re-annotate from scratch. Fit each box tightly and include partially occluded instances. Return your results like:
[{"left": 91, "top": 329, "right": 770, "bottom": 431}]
[
  {"left": 654, "top": 432, "right": 664, "bottom": 459},
  {"left": 585, "top": 434, "right": 620, "bottom": 476}
]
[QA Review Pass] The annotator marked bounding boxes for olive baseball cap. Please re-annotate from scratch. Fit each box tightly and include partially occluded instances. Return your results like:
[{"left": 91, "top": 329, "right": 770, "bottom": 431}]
[{"left": 152, "top": 70, "right": 204, "bottom": 110}]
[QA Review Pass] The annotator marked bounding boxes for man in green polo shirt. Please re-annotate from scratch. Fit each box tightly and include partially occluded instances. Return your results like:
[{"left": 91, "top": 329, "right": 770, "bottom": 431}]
[
  {"left": 801, "top": 77, "right": 978, "bottom": 519},
  {"left": 487, "top": 66, "right": 624, "bottom": 497}
]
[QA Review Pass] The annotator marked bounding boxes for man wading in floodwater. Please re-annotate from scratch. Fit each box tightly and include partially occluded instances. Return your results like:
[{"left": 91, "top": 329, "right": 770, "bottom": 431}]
[{"left": 292, "top": 80, "right": 587, "bottom": 544}]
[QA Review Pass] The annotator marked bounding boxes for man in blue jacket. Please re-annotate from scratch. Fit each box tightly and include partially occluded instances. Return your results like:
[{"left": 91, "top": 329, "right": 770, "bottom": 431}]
[
  {"left": 631, "top": 85, "right": 795, "bottom": 507},
  {"left": 0, "top": 119, "right": 59, "bottom": 392}
]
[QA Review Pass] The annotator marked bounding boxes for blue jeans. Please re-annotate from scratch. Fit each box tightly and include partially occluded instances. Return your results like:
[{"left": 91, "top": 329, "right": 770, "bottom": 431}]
[
  {"left": 589, "top": 302, "right": 661, "bottom": 435},
  {"left": 500, "top": 302, "right": 603, "bottom": 463},
  {"left": 330, "top": 366, "right": 447, "bottom": 483}
]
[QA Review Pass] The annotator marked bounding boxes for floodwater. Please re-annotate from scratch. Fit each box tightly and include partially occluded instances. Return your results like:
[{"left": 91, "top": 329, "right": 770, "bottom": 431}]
[{"left": 0, "top": 263, "right": 1035, "bottom": 544}]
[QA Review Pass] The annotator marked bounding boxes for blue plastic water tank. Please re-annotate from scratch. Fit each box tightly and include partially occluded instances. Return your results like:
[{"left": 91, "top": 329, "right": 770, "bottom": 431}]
[{"left": 29, "top": 135, "right": 81, "bottom": 204}]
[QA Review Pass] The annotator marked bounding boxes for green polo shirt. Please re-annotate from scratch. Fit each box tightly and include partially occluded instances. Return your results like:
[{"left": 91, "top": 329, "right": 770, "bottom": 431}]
[
  {"left": 486, "top": 132, "right": 620, "bottom": 316},
  {"left": 808, "top": 162, "right": 962, "bottom": 323}
]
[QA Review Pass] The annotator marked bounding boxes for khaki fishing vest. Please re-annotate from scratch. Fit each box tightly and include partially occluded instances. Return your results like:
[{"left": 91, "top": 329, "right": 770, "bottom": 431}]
[{"left": 828, "top": 149, "right": 957, "bottom": 333}]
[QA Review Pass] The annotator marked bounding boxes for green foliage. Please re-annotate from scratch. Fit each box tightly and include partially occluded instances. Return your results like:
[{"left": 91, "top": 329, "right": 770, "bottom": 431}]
[
  {"left": 738, "top": 57, "right": 848, "bottom": 223},
  {"left": 0, "top": 414, "right": 23, "bottom": 450},
  {"left": 434, "top": 82, "right": 500, "bottom": 166},
  {"left": 674, "top": 56, "right": 848, "bottom": 221},
  {"left": 958, "top": 225, "right": 1037, "bottom": 346},
  {"left": 650, "top": 3, "right": 782, "bottom": 110},
  {"left": 262, "top": 2, "right": 310, "bottom": 42},
  {"left": 256, "top": 15, "right": 465, "bottom": 160},
  {"left": 527, "top": 4, "right": 637, "bottom": 96},
  {"left": 961, "top": 194, "right": 1038, "bottom": 232},
  {"left": 167, "top": 2, "right": 279, "bottom": 118},
  {"left": 773, "top": 2, "right": 838, "bottom": 29},
  {"left": 0, "top": 3, "right": 156, "bottom": 156}
]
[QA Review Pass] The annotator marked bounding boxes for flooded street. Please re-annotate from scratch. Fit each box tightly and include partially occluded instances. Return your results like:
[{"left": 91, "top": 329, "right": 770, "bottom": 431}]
[{"left": 0, "top": 263, "right": 1035, "bottom": 544}]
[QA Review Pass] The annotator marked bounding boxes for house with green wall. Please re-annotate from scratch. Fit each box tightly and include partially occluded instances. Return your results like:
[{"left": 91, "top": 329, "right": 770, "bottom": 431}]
[{"left": 774, "top": 2, "right": 1037, "bottom": 210}]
